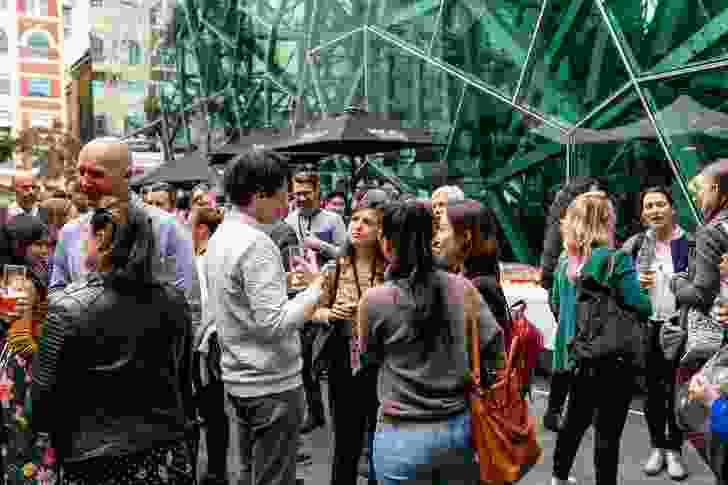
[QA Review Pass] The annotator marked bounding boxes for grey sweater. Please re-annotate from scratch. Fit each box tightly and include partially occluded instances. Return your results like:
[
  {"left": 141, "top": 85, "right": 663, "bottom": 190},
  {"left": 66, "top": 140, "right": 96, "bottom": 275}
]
[
  {"left": 362, "top": 270, "right": 503, "bottom": 420},
  {"left": 672, "top": 209, "right": 728, "bottom": 313},
  {"left": 203, "top": 207, "right": 321, "bottom": 398}
]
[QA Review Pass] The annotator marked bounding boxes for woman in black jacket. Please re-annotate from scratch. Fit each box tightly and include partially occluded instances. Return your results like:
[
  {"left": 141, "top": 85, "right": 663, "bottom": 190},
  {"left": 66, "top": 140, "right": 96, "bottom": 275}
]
[{"left": 31, "top": 202, "right": 197, "bottom": 485}]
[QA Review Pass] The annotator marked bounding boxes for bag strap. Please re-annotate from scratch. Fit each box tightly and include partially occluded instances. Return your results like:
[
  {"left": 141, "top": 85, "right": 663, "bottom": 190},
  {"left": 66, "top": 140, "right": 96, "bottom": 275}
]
[
  {"left": 328, "top": 258, "right": 343, "bottom": 309},
  {"left": 469, "top": 289, "right": 520, "bottom": 406}
]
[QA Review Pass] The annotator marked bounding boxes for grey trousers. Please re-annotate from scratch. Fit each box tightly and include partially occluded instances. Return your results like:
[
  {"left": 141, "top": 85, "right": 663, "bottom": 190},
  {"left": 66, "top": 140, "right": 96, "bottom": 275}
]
[{"left": 228, "top": 386, "right": 305, "bottom": 485}]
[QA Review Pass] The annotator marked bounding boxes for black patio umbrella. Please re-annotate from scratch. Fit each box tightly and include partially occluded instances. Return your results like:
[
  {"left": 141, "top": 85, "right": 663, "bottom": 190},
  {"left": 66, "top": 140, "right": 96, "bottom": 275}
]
[
  {"left": 258, "top": 110, "right": 441, "bottom": 215},
  {"left": 210, "top": 128, "right": 330, "bottom": 167},
  {"left": 261, "top": 111, "right": 438, "bottom": 157},
  {"left": 130, "top": 150, "right": 212, "bottom": 187}
]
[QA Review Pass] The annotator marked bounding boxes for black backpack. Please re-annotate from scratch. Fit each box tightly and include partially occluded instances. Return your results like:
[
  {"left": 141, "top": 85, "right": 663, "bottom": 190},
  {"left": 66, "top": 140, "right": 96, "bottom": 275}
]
[{"left": 569, "top": 251, "right": 649, "bottom": 369}]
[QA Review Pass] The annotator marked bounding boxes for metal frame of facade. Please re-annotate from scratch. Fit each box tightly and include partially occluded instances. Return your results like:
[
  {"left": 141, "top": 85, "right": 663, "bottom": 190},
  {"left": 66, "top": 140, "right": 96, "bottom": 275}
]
[{"left": 161, "top": 0, "right": 728, "bottom": 262}]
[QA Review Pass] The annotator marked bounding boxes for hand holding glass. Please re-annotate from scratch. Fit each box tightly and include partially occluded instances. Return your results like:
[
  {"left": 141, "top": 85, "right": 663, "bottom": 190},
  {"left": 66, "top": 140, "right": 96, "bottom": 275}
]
[
  {"left": 0, "top": 265, "right": 28, "bottom": 318},
  {"left": 639, "top": 269, "right": 657, "bottom": 289}
]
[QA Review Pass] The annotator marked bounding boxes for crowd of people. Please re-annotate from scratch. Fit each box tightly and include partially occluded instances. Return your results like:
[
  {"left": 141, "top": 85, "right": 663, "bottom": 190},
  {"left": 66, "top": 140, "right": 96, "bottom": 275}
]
[{"left": 1, "top": 136, "right": 728, "bottom": 485}]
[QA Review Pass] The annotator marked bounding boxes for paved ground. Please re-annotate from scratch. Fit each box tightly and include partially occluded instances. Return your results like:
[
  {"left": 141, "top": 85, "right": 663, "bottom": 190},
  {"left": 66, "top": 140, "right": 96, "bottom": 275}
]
[{"left": 199, "top": 376, "right": 717, "bottom": 485}]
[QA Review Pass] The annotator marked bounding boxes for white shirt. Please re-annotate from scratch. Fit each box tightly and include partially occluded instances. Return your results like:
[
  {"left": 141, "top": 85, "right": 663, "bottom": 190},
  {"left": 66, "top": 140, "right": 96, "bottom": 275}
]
[{"left": 652, "top": 243, "right": 677, "bottom": 318}]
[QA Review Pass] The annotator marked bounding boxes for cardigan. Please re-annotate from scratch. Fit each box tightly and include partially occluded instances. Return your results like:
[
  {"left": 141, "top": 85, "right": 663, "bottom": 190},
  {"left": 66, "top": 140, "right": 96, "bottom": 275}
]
[{"left": 551, "top": 247, "right": 651, "bottom": 372}]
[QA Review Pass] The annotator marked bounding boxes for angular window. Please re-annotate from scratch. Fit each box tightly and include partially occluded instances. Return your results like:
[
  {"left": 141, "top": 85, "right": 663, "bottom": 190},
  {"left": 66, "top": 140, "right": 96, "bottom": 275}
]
[
  {"left": 126, "top": 40, "right": 142, "bottom": 65},
  {"left": 0, "top": 0, "right": 7, "bottom": 11},
  {"left": 24, "top": 0, "right": 48, "bottom": 16},
  {"left": 90, "top": 34, "right": 104, "bottom": 62},
  {"left": 0, "top": 74, "right": 10, "bottom": 95},
  {"left": 28, "top": 78, "right": 51, "bottom": 97},
  {"left": 0, "top": 29, "right": 7, "bottom": 55},
  {"left": 90, "top": 0, "right": 102, "bottom": 6},
  {"left": 63, "top": 6, "right": 72, "bottom": 38},
  {"left": 25, "top": 31, "right": 50, "bottom": 59}
]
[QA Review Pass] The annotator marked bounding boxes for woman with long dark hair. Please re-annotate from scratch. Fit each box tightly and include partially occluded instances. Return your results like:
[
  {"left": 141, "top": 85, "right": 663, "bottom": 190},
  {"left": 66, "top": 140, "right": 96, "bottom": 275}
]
[
  {"left": 31, "top": 197, "right": 197, "bottom": 485},
  {"left": 356, "top": 200, "right": 504, "bottom": 484},
  {"left": 310, "top": 189, "right": 390, "bottom": 485},
  {"left": 0, "top": 215, "right": 53, "bottom": 484}
]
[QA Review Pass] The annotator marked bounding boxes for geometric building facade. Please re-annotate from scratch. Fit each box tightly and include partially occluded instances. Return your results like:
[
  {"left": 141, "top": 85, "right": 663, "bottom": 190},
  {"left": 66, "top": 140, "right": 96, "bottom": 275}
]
[{"left": 162, "top": 0, "right": 728, "bottom": 263}]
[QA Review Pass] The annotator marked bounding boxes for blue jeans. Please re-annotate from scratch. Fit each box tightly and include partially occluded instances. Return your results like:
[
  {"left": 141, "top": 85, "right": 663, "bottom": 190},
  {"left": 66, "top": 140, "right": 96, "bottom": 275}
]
[{"left": 373, "top": 410, "right": 478, "bottom": 485}]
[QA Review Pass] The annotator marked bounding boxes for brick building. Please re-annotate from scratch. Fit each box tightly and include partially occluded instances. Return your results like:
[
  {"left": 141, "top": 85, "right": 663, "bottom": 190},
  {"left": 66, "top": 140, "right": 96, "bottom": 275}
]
[{"left": 15, "top": 0, "right": 66, "bottom": 137}]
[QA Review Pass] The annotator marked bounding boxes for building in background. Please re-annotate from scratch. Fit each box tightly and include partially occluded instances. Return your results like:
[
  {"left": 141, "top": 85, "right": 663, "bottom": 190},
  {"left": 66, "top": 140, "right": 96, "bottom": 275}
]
[
  {"left": 0, "top": 0, "right": 65, "bottom": 139},
  {"left": 16, "top": 0, "right": 66, "bottom": 134},
  {"left": 0, "top": 1, "right": 17, "bottom": 138},
  {"left": 64, "top": 0, "right": 175, "bottom": 143}
]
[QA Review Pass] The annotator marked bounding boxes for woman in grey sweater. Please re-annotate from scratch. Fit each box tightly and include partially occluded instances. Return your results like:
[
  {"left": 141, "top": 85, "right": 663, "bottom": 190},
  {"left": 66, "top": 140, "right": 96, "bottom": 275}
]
[{"left": 356, "top": 200, "right": 504, "bottom": 485}]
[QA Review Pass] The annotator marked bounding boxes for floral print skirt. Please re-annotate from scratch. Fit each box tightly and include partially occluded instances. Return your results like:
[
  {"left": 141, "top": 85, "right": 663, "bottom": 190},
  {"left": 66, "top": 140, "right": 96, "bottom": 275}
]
[
  {"left": 60, "top": 439, "right": 195, "bottom": 485},
  {"left": 0, "top": 347, "right": 57, "bottom": 485}
]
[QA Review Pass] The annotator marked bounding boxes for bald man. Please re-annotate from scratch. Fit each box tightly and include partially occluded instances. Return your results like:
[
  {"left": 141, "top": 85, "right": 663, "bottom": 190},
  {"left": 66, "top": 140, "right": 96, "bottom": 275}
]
[
  {"left": 49, "top": 138, "right": 194, "bottom": 294},
  {"left": 7, "top": 171, "right": 40, "bottom": 218}
]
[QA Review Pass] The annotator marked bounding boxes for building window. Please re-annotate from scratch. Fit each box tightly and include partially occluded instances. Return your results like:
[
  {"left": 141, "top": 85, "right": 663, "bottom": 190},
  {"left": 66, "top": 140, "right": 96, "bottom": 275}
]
[
  {"left": 63, "top": 6, "right": 72, "bottom": 38},
  {"left": 90, "top": 0, "right": 102, "bottom": 7},
  {"left": 0, "top": 74, "right": 9, "bottom": 95},
  {"left": 31, "top": 113, "right": 51, "bottom": 128},
  {"left": 0, "top": 0, "right": 7, "bottom": 11},
  {"left": 94, "top": 115, "right": 108, "bottom": 135},
  {"left": 25, "top": 0, "right": 49, "bottom": 16},
  {"left": 0, "top": 29, "right": 7, "bottom": 55},
  {"left": 90, "top": 34, "right": 104, "bottom": 62},
  {"left": 25, "top": 31, "right": 50, "bottom": 59},
  {"left": 150, "top": 6, "right": 160, "bottom": 25},
  {"left": 126, "top": 40, "right": 142, "bottom": 65},
  {"left": 28, "top": 79, "right": 51, "bottom": 97}
]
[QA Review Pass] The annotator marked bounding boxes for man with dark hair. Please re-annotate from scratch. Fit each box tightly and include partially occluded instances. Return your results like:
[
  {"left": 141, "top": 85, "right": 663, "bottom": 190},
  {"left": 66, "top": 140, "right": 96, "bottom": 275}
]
[
  {"left": 284, "top": 168, "right": 346, "bottom": 264},
  {"left": 323, "top": 191, "right": 345, "bottom": 218},
  {"left": 202, "top": 150, "right": 326, "bottom": 485},
  {"left": 146, "top": 182, "right": 177, "bottom": 213}
]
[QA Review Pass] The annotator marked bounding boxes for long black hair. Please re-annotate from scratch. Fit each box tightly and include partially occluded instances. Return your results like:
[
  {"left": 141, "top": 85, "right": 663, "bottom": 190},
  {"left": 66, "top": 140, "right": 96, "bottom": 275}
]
[
  {"left": 382, "top": 200, "right": 450, "bottom": 355},
  {"left": 90, "top": 203, "right": 157, "bottom": 293}
]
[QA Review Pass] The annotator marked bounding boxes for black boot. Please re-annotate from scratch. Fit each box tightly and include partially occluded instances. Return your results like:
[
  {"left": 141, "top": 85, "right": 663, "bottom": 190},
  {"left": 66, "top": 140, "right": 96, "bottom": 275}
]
[{"left": 544, "top": 371, "right": 572, "bottom": 432}]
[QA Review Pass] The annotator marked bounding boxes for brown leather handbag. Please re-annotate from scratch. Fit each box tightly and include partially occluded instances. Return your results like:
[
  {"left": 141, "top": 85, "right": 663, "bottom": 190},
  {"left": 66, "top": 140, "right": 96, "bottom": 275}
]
[{"left": 468, "top": 314, "right": 542, "bottom": 485}]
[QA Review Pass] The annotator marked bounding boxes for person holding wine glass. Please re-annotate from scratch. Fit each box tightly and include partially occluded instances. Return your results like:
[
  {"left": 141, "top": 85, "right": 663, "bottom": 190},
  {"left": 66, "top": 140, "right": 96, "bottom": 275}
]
[
  {"left": 621, "top": 186, "right": 693, "bottom": 480},
  {"left": 304, "top": 188, "right": 390, "bottom": 485},
  {"left": 0, "top": 215, "right": 53, "bottom": 484}
]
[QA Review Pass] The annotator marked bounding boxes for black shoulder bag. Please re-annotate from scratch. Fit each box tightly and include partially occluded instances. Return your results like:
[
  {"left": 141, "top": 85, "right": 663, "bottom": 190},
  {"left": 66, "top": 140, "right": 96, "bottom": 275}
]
[{"left": 569, "top": 251, "right": 649, "bottom": 370}]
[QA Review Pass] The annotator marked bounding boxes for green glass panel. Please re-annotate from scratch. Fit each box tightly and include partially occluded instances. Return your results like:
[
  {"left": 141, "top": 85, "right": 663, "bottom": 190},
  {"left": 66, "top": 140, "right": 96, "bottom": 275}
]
[
  {"left": 519, "top": 0, "right": 630, "bottom": 125},
  {"left": 574, "top": 86, "right": 698, "bottom": 238},
  {"left": 365, "top": 34, "right": 455, "bottom": 148},
  {"left": 606, "top": 0, "right": 728, "bottom": 74},
  {"left": 641, "top": 67, "right": 728, "bottom": 225},
  {"left": 378, "top": 0, "right": 537, "bottom": 98},
  {"left": 307, "top": 30, "right": 363, "bottom": 114}
]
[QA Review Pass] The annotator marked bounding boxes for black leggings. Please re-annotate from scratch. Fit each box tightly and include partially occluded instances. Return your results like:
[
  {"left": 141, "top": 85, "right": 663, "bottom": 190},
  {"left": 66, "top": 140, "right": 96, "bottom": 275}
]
[
  {"left": 325, "top": 325, "right": 379, "bottom": 485},
  {"left": 553, "top": 362, "right": 634, "bottom": 485},
  {"left": 644, "top": 321, "right": 683, "bottom": 452}
]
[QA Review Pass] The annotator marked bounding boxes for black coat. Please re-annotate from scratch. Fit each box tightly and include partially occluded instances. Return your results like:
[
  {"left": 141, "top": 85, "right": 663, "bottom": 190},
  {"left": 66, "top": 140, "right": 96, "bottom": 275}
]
[{"left": 32, "top": 276, "right": 195, "bottom": 463}]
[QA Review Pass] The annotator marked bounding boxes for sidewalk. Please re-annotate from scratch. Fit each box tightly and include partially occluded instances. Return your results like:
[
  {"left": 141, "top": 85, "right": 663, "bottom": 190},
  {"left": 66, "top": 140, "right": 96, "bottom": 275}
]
[{"left": 208, "top": 379, "right": 717, "bottom": 485}]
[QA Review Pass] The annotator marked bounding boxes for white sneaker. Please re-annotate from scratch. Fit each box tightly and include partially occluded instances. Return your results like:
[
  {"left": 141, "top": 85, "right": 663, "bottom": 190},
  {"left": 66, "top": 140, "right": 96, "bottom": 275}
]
[
  {"left": 550, "top": 477, "right": 577, "bottom": 485},
  {"left": 665, "top": 450, "right": 688, "bottom": 480},
  {"left": 643, "top": 448, "right": 665, "bottom": 476}
]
